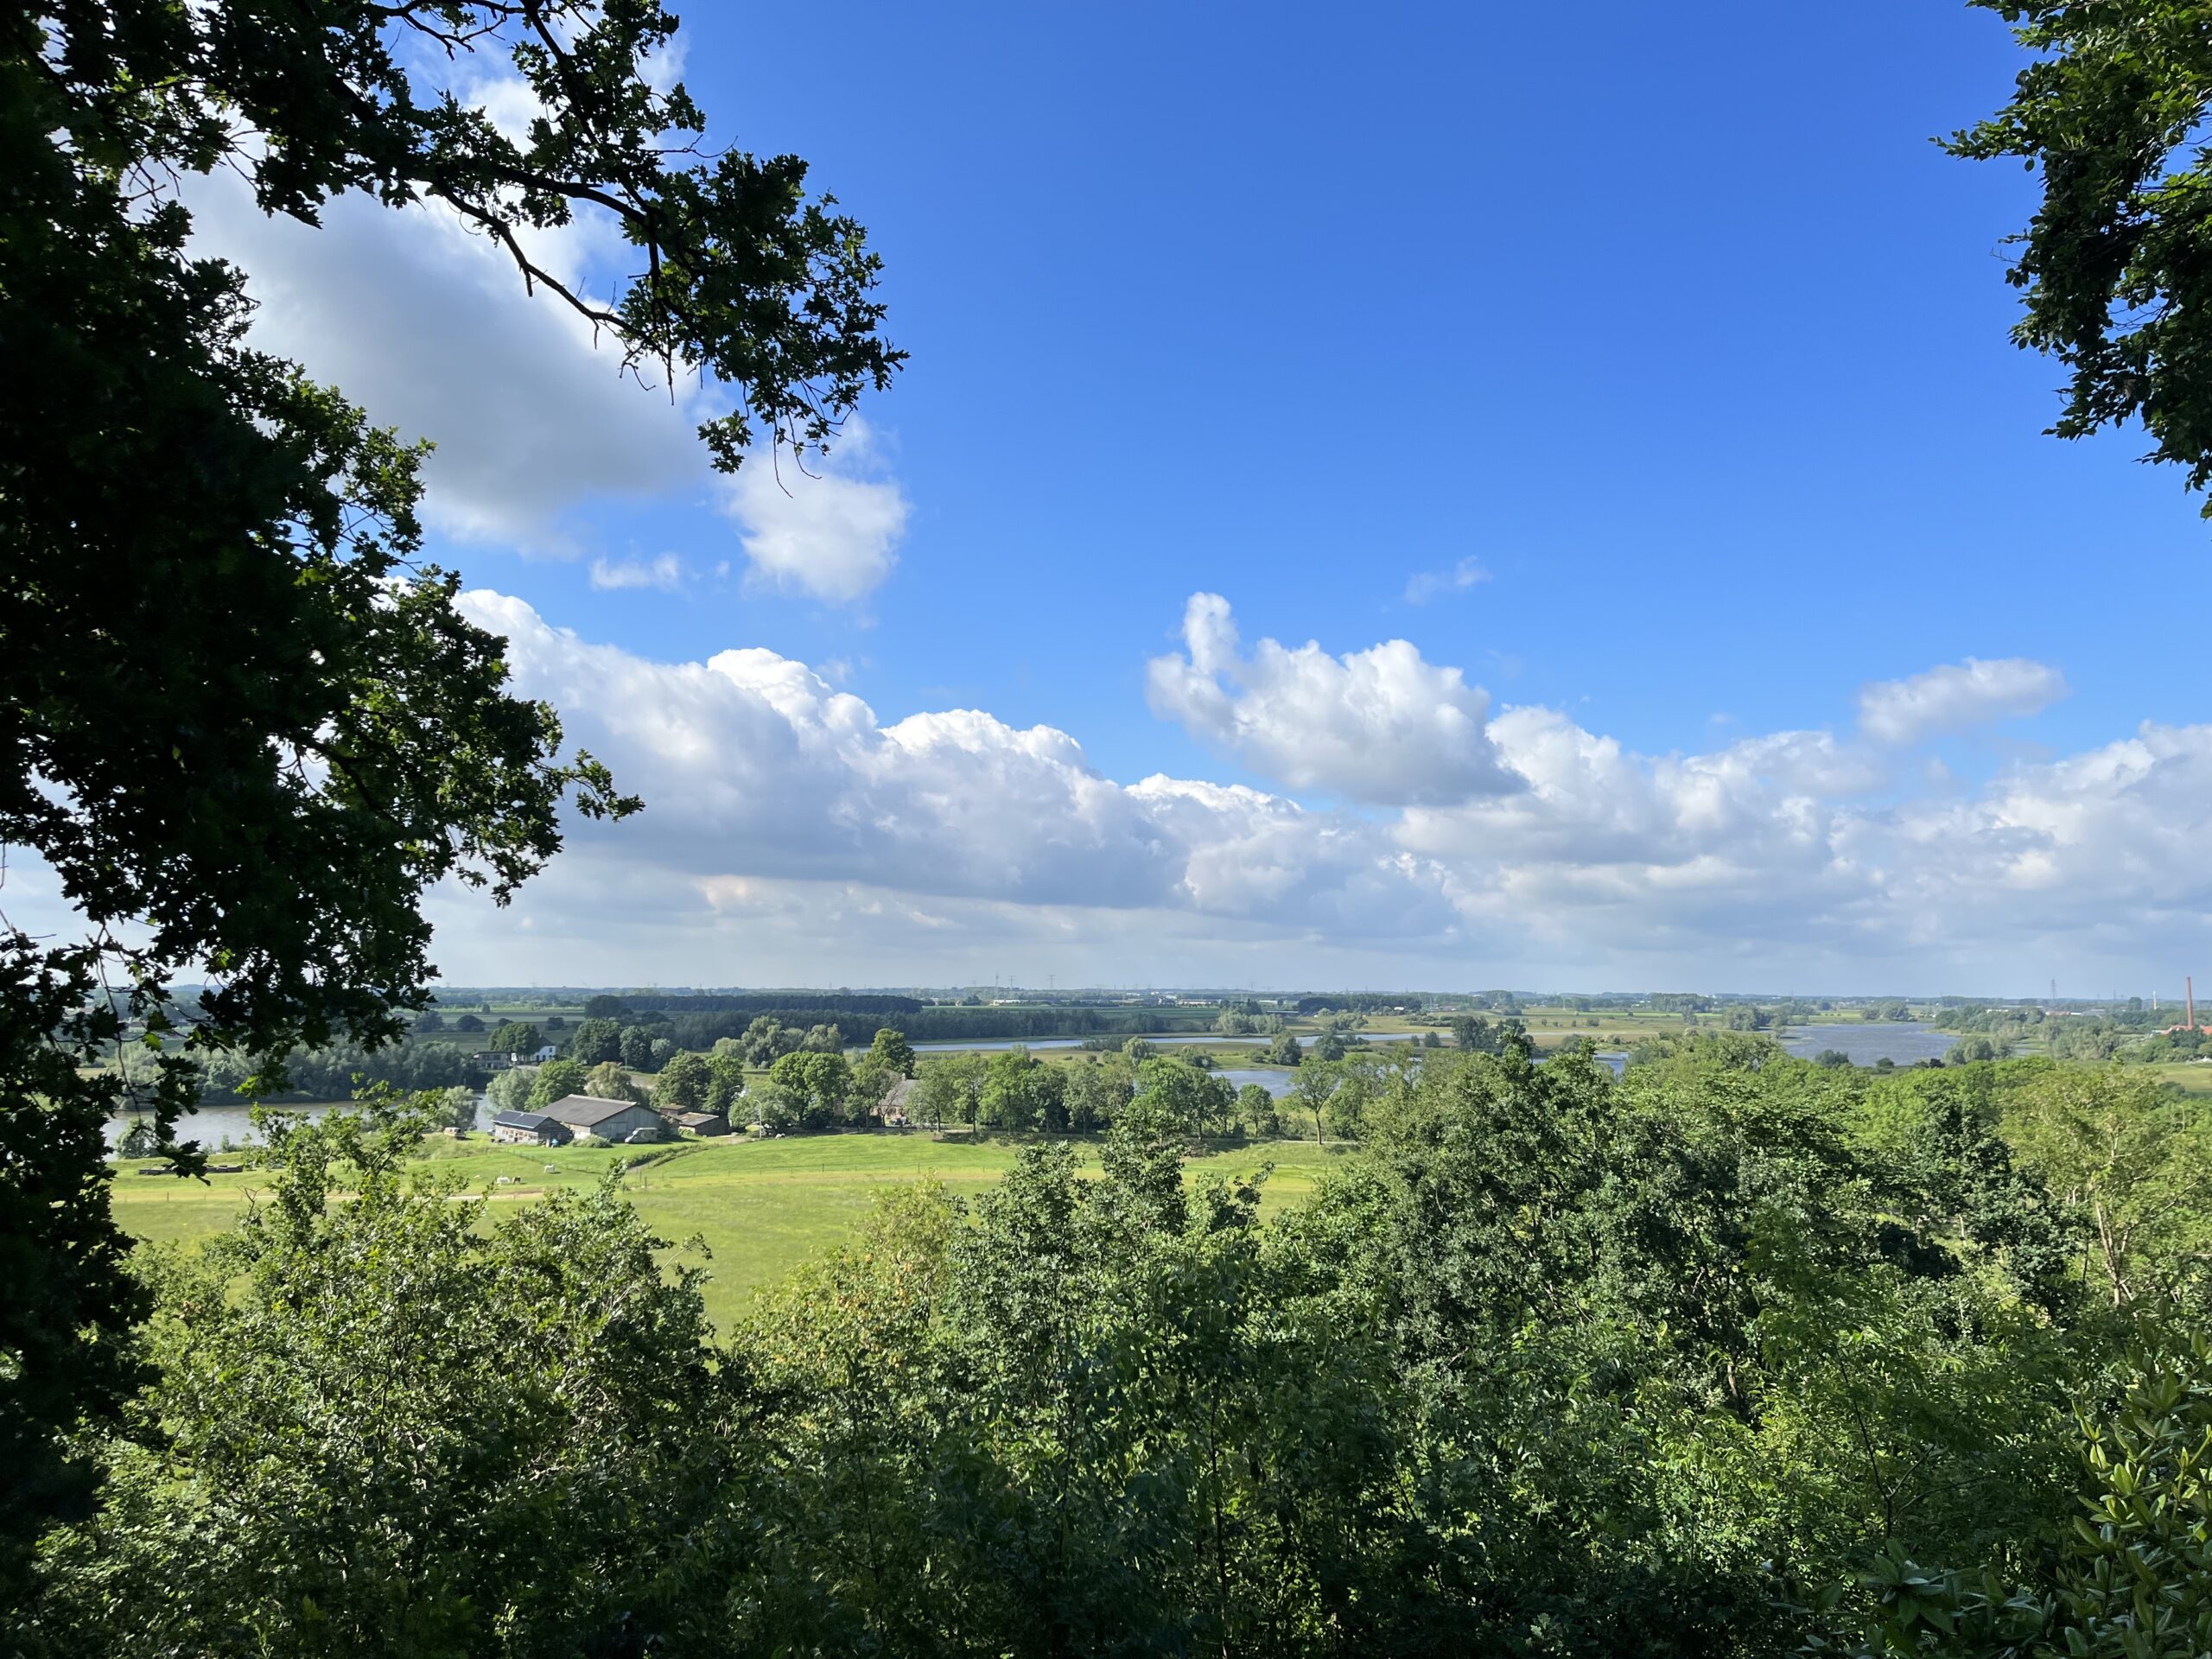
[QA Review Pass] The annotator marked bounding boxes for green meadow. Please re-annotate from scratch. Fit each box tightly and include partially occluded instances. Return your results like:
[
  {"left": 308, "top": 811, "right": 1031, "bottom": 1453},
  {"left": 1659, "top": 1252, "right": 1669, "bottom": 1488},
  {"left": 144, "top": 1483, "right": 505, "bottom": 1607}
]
[{"left": 110, "top": 1131, "right": 1344, "bottom": 1333}]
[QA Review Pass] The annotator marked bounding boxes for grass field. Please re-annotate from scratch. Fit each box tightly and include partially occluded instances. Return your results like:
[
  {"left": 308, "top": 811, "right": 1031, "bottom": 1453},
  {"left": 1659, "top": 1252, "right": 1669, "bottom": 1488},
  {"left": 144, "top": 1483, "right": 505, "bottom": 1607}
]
[
  {"left": 2146, "top": 1061, "right": 2212, "bottom": 1096},
  {"left": 110, "top": 1132, "right": 1346, "bottom": 1335}
]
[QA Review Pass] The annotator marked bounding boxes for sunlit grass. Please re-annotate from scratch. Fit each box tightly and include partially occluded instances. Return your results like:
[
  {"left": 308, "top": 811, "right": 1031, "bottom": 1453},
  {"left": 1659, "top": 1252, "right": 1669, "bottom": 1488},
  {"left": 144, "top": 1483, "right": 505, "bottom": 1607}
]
[{"left": 110, "top": 1131, "right": 1342, "bottom": 1334}]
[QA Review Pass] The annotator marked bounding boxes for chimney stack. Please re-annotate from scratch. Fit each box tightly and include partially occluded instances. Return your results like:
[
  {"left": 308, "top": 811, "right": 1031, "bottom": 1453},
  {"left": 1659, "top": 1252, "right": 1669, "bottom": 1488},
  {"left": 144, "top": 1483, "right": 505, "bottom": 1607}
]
[{"left": 2190, "top": 976, "right": 2196, "bottom": 1033}]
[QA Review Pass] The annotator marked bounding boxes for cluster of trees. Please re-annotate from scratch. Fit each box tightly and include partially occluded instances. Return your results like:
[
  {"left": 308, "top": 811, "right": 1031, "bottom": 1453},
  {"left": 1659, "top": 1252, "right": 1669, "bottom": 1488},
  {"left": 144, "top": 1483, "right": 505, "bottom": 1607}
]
[
  {"left": 563, "top": 1019, "right": 682, "bottom": 1071},
  {"left": 29, "top": 1047, "right": 2212, "bottom": 1656},
  {"left": 1449, "top": 1013, "right": 1527, "bottom": 1054},
  {"left": 486, "top": 1020, "right": 543, "bottom": 1055},
  {"left": 1948, "top": 1034, "right": 2020, "bottom": 1065},
  {"left": 1930, "top": 1005, "right": 2212, "bottom": 1068},
  {"left": 742, "top": 1029, "right": 917, "bottom": 1130},
  {"left": 1721, "top": 1005, "right": 1774, "bottom": 1031},
  {"left": 1935, "top": 1005, "right": 2050, "bottom": 1035},
  {"left": 1623, "top": 1027, "right": 1789, "bottom": 1075},
  {"left": 718, "top": 1017, "right": 846, "bottom": 1066},
  {"left": 1211, "top": 1007, "right": 1286, "bottom": 1036},
  {"left": 1293, "top": 994, "right": 1423, "bottom": 1015},
  {"left": 196, "top": 1042, "right": 485, "bottom": 1103},
  {"left": 1715, "top": 1002, "right": 1826, "bottom": 1033},
  {"left": 906, "top": 1049, "right": 1284, "bottom": 1138},
  {"left": 493, "top": 1029, "right": 922, "bottom": 1132},
  {"left": 912, "top": 1049, "right": 1114, "bottom": 1132},
  {"left": 2120, "top": 1026, "right": 2212, "bottom": 1065},
  {"left": 648, "top": 1002, "right": 1211, "bottom": 1052}
]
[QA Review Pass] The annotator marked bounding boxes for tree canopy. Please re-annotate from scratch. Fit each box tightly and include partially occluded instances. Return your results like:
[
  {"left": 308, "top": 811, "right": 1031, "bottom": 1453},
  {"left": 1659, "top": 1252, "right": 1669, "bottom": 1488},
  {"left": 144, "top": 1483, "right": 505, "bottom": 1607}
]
[
  {"left": 1952, "top": 0, "right": 2212, "bottom": 517},
  {"left": 0, "top": 0, "right": 899, "bottom": 1570},
  {"left": 26, "top": 1054, "right": 2212, "bottom": 1656}
]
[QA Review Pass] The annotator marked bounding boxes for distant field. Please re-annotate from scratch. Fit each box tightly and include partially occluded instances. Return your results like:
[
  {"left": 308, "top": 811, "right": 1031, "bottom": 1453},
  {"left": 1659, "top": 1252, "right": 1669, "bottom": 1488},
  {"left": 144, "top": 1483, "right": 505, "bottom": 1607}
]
[
  {"left": 2147, "top": 1062, "right": 2212, "bottom": 1096},
  {"left": 110, "top": 1133, "right": 1345, "bottom": 1335}
]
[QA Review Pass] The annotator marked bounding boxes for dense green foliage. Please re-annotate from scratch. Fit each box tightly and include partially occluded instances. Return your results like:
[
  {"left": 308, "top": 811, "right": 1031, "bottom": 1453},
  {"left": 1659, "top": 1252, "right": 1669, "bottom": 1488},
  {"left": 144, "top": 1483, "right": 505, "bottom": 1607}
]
[
  {"left": 1953, "top": 0, "right": 2212, "bottom": 517},
  {"left": 0, "top": 0, "right": 906, "bottom": 1578},
  {"left": 1932, "top": 1001, "right": 2212, "bottom": 1065},
  {"left": 486, "top": 1020, "right": 540, "bottom": 1052},
  {"left": 24, "top": 1051, "right": 2212, "bottom": 1655},
  {"left": 197, "top": 1040, "right": 488, "bottom": 1102},
  {"left": 32, "top": 1100, "right": 728, "bottom": 1656}
]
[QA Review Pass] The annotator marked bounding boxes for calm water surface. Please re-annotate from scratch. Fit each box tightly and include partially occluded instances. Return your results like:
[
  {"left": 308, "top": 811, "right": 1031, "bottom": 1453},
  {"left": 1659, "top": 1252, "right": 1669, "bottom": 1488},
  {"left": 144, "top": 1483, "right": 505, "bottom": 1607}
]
[
  {"left": 1216, "top": 1049, "right": 1625, "bottom": 1100},
  {"left": 107, "top": 1092, "right": 494, "bottom": 1152},
  {"left": 1779, "top": 1023, "right": 1955, "bottom": 1066}
]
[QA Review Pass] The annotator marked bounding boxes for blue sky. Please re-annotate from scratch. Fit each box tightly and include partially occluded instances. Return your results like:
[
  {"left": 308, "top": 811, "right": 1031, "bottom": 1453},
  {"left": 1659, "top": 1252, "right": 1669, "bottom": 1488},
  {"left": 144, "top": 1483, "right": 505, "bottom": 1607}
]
[
  {"left": 128, "top": 1, "right": 2212, "bottom": 995},
  {"left": 494, "top": 0, "right": 2191, "bottom": 777}
]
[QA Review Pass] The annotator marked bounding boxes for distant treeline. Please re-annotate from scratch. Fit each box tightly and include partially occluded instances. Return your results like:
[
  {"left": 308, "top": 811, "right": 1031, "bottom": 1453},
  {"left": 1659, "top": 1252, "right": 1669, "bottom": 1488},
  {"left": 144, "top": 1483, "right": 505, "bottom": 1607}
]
[
  {"left": 1936, "top": 1001, "right": 2169, "bottom": 1035},
  {"left": 616, "top": 992, "right": 925, "bottom": 1018},
  {"left": 1294, "top": 994, "right": 1427, "bottom": 1014},
  {"left": 193, "top": 1041, "right": 485, "bottom": 1103},
  {"left": 658, "top": 1003, "right": 1214, "bottom": 1051},
  {"left": 1928, "top": 1001, "right": 2201, "bottom": 1065},
  {"left": 900, "top": 1006, "right": 1212, "bottom": 1040}
]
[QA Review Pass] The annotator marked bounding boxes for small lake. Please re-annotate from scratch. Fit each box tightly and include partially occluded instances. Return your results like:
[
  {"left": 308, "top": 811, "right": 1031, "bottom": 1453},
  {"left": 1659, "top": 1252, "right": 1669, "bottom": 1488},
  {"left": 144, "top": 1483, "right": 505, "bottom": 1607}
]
[
  {"left": 107, "top": 1092, "right": 495, "bottom": 1153},
  {"left": 1778, "top": 1022, "right": 1955, "bottom": 1066},
  {"left": 1217, "top": 1067, "right": 1294, "bottom": 1097}
]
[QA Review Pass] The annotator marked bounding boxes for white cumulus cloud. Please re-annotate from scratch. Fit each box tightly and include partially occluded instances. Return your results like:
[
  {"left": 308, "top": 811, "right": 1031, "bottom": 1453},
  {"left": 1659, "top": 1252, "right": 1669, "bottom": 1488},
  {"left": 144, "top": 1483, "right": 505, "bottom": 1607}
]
[
  {"left": 411, "top": 594, "right": 2212, "bottom": 992},
  {"left": 1858, "top": 657, "right": 2069, "bottom": 747},
  {"left": 188, "top": 169, "right": 702, "bottom": 556},
  {"left": 719, "top": 418, "right": 910, "bottom": 604},
  {"left": 588, "top": 554, "right": 687, "bottom": 592},
  {"left": 1145, "top": 593, "right": 1521, "bottom": 806},
  {"left": 184, "top": 111, "right": 915, "bottom": 588},
  {"left": 457, "top": 591, "right": 1435, "bottom": 928}
]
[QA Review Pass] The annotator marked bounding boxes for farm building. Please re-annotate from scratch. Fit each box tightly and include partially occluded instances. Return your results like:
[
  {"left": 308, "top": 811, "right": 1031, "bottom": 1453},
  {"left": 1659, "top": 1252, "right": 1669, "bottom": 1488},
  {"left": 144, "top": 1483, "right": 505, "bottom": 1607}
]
[
  {"left": 670, "top": 1110, "right": 732, "bottom": 1137},
  {"left": 878, "top": 1077, "right": 915, "bottom": 1126},
  {"left": 540, "top": 1094, "right": 668, "bottom": 1143},
  {"left": 490, "top": 1110, "right": 571, "bottom": 1147},
  {"left": 529, "top": 1043, "right": 560, "bottom": 1063}
]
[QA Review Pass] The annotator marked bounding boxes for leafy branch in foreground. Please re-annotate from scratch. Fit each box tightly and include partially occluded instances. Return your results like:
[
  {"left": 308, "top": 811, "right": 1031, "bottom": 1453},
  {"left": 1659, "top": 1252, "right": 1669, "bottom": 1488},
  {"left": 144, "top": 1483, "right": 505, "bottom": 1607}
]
[
  {"left": 1952, "top": 0, "right": 2212, "bottom": 516},
  {"left": 2, "top": 0, "right": 899, "bottom": 1590}
]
